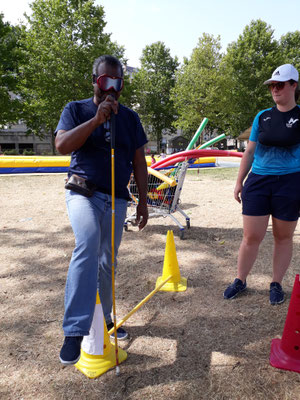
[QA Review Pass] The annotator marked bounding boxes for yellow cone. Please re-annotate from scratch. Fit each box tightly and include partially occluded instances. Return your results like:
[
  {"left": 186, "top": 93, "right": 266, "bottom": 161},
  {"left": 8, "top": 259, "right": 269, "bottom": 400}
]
[
  {"left": 156, "top": 230, "right": 187, "bottom": 292},
  {"left": 75, "top": 292, "right": 127, "bottom": 379}
]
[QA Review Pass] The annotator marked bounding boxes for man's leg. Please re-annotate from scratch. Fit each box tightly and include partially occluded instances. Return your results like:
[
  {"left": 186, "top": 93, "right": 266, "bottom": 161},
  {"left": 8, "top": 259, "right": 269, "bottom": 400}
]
[
  {"left": 97, "top": 195, "right": 127, "bottom": 325},
  {"left": 63, "top": 191, "right": 103, "bottom": 336}
]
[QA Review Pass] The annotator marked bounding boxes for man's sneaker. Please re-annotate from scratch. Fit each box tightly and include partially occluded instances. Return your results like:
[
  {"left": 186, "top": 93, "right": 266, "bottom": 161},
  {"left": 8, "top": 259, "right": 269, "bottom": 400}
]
[
  {"left": 224, "top": 278, "right": 247, "bottom": 299},
  {"left": 270, "top": 282, "right": 285, "bottom": 305},
  {"left": 107, "top": 322, "right": 128, "bottom": 340},
  {"left": 59, "top": 336, "right": 83, "bottom": 365}
]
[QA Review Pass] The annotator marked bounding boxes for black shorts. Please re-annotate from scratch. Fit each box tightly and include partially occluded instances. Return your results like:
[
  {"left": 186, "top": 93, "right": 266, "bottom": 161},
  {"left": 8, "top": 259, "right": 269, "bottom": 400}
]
[{"left": 242, "top": 172, "right": 300, "bottom": 221}]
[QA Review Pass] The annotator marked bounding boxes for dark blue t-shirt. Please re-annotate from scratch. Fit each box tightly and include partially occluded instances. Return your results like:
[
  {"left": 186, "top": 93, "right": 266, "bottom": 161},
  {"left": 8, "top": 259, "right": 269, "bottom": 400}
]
[{"left": 56, "top": 97, "right": 148, "bottom": 199}]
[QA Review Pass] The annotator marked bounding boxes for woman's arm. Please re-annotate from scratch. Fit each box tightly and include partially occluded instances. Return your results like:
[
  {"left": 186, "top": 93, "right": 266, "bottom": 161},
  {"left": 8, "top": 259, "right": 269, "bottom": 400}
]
[{"left": 234, "top": 140, "right": 257, "bottom": 203}]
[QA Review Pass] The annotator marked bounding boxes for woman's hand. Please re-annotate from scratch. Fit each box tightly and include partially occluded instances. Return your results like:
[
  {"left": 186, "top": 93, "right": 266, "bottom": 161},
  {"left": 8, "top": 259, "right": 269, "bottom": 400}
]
[{"left": 234, "top": 182, "right": 243, "bottom": 203}]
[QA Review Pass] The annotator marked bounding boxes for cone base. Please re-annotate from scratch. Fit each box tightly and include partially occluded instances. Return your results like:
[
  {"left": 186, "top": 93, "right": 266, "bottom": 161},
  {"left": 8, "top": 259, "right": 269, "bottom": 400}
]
[
  {"left": 270, "top": 338, "right": 300, "bottom": 373},
  {"left": 156, "top": 275, "right": 187, "bottom": 292},
  {"left": 75, "top": 346, "right": 127, "bottom": 379}
]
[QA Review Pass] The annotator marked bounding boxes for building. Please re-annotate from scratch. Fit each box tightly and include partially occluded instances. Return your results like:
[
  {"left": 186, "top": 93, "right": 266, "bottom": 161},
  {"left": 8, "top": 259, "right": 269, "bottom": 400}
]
[
  {"left": 0, "top": 122, "right": 53, "bottom": 154},
  {"left": 237, "top": 126, "right": 251, "bottom": 151}
]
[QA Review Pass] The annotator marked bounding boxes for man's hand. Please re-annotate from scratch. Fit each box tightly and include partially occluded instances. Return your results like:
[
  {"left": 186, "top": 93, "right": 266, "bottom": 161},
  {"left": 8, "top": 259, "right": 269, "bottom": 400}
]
[
  {"left": 94, "top": 94, "right": 119, "bottom": 126},
  {"left": 55, "top": 95, "right": 119, "bottom": 155},
  {"left": 132, "top": 146, "right": 148, "bottom": 230},
  {"left": 136, "top": 201, "right": 148, "bottom": 230}
]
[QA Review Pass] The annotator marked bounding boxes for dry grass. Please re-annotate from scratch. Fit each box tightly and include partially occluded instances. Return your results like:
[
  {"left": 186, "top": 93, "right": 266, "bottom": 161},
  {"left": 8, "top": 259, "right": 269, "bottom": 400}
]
[{"left": 1, "top": 170, "right": 300, "bottom": 400}]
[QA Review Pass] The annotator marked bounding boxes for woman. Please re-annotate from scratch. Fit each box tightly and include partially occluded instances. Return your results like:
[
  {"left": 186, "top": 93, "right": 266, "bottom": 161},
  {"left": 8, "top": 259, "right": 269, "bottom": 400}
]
[
  {"left": 224, "top": 64, "right": 300, "bottom": 305},
  {"left": 151, "top": 153, "right": 156, "bottom": 165}
]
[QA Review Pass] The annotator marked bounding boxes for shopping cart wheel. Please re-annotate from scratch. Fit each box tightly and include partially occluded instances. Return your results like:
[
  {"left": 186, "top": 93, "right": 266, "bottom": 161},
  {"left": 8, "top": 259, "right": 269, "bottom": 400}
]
[
  {"left": 186, "top": 219, "right": 190, "bottom": 229},
  {"left": 180, "top": 230, "right": 184, "bottom": 240},
  {"left": 124, "top": 223, "right": 128, "bottom": 232}
]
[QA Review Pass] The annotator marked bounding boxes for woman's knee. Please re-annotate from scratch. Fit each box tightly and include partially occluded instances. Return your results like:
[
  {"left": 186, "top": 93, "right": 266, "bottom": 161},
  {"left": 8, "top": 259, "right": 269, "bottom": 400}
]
[
  {"left": 242, "top": 232, "right": 264, "bottom": 246},
  {"left": 272, "top": 218, "right": 298, "bottom": 243},
  {"left": 273, "top": 232, "right": 293, "bottom": 244}
]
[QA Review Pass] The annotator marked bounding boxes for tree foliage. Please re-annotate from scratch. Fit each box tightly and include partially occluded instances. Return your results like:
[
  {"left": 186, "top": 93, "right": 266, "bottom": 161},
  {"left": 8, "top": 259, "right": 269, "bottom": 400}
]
[
  {"left": 279, "top": 31, "right": 300, "bottom": 72},
  {"left": 18, "top": 0, "right": 124, "bottom": 148},
  {"left": 171, "top": 33, "right": 223, "bottom": 139},
  {"left": 1, "top": 9, "right": 299, "bottom": 148},
  {"left": 132, "top": 41, "right": 179, "bottom": 150},
  {"left": 218, "top": 20, "right": 282, "bottom": 136},
  {"left": 0, "top": 14, "right": 22, "bottom": 125}
]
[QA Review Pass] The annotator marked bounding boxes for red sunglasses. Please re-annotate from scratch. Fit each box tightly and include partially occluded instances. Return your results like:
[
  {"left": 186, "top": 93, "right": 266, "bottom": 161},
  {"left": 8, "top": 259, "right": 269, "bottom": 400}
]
[
  {"left": 93, "top": 74, "right": 124, "bottom": 92},
  {"left": 267, "top": 82, "right": 286, "bottom": 91}
]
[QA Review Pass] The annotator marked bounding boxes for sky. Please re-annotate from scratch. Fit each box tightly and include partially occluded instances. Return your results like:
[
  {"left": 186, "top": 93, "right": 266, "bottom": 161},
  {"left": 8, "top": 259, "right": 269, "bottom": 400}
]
[{"left": 1, "top": 0, "right": 299, "bottom": 67}]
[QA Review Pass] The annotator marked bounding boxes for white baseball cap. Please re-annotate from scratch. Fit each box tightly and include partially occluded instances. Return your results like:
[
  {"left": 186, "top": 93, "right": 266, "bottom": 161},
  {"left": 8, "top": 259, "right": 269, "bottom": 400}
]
[{"left": 264, "top": 64, "right": 299, "bottom": 84}]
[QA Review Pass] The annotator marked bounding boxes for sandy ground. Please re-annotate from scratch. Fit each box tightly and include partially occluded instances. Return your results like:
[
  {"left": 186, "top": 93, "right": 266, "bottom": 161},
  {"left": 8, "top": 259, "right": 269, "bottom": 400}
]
[{"left": 1, "top": 167, "right": 300, "bottom": 400}]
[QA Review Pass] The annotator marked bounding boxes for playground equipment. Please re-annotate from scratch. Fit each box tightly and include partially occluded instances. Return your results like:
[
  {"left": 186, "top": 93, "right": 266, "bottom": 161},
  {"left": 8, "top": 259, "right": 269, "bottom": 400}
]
[
  {"left": 186, "top": 118, "right": 209, "bottom": 150},
  {"left": 155, "top": 230, "right": 187, "bottom": 292},
  {"left": 151, "top": 149, "right": 243, "bottom": 170},
  {"left": 75, "top": 291, "right": 127, "bottom": 378},
  {"left": 75, "top": 230, "right": 185, "bottom": 379},
  {"left": 0, "top": 155, "right": 70, "bottom": 173},
  {"left": 126, "top": 148, "right": 243, "bottom": 239},
  {"left": 270, "top": 274, "right": 300, "bottom": 373},
  {"left": 125, "top": 161, "right": 190, "bottom": 239},
  {"left": 197, "top": 133, "right": 226, "bottom": 150},
  {"left": 145, "top": 119, "right": 226, "bottom": 169},
  {"left": 146, "top": 155, "right": 217, "bottom": 168}
]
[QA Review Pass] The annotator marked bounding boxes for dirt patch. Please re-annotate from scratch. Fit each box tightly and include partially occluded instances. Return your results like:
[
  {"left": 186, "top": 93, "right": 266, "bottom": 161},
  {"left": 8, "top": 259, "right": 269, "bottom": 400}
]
[{"left": 1, "top": 170, "right": 300, "bottom": 400}]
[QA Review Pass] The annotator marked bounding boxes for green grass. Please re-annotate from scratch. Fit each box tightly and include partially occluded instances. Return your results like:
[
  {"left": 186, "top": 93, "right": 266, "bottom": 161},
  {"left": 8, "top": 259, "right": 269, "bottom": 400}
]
[{"left": 187, "top": 167, "right": 239, "bottom": 180}]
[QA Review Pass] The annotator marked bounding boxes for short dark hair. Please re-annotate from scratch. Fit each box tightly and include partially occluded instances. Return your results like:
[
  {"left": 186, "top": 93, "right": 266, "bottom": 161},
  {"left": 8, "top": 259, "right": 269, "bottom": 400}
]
[
  {"left": 289, "top": 80, "right": 299, "bottom": 102},
  {"left": 92, "top": 55, "right": 123, "bottom": 77}
]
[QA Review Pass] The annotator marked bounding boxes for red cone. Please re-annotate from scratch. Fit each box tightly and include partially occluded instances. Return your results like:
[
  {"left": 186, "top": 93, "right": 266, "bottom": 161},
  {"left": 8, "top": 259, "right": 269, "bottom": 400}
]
[{"left": 270, "top": 274, "right": 300, "bottom": 373}]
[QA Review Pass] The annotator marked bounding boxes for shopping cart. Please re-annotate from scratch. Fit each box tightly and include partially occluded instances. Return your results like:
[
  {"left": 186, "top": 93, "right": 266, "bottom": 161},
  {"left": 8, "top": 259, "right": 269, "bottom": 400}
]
[{"left": 124, "top": 161, "right": 190, "bottom": 239}]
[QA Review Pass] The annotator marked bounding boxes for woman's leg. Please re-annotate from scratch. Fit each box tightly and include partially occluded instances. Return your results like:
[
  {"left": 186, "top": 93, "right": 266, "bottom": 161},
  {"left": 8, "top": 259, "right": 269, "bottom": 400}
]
[
  {"left": 271, "top": 217, "right": 298, "bottom": 284},
  {"left": 237, "top": 214, "right": 270, "bottom": 282}
]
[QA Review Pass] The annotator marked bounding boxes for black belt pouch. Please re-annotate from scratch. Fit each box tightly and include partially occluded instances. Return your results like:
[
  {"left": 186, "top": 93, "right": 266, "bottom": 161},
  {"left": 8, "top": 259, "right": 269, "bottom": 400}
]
[{"left": 65, "top": 174, "right": 97, "bottom": 198}]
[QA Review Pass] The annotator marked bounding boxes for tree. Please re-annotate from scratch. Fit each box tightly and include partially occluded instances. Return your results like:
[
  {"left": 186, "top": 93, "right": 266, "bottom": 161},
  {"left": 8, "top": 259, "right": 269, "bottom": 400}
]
[
  {"left": 280, "top": 31, "right": 300, "bottom": 72},
  {"left": 171, "top": 33, "right": 223, "bottom": 139},
  {"left": 132, "top": 41, "right": 179, "bottom": 151},
  {"left": 219, "top": 20, "right": 282, "bottom": 136},
  {"left": 0, "top": 14, "right": 21, "bottom": 125},
  {"left": 118, "top": 72, "right": 135, "bottom": 109},
  {"left": 18, "top": 0, "right": 124, "bottom": 152}
]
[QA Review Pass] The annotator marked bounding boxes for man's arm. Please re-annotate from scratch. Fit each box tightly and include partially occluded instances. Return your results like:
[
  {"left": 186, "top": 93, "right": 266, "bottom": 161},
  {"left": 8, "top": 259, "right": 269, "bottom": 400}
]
[
  {"left": 55, "top": 96, "right": 118, "bottom": 155},
  {"left": 132, "top": 146, "right": 148, "bottom": 230}
]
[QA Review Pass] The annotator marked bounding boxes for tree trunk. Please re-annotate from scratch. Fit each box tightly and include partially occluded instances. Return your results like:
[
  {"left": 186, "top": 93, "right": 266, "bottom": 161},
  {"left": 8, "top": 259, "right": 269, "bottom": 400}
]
[
  {"left": 156, "top": 131, "right": 160, "bottom": 153},
  {"left": 51, "top": 128, "right": 56, "bottom": 155}
]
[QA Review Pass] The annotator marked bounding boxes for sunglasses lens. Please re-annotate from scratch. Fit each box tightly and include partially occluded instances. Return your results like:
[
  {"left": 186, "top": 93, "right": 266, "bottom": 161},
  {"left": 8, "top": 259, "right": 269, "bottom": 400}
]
[
  {"left": 268, "top": 82, "right": 285, "bottom": 90},
  {"left": 97, "top": 75, "right": 123, "bottom": 92}
]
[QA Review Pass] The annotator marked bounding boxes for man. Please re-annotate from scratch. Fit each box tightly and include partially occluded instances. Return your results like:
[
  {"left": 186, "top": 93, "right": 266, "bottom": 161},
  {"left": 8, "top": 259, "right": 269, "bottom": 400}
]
[{"left": 55, "top": 55, "right": 148, "bottom": 365}]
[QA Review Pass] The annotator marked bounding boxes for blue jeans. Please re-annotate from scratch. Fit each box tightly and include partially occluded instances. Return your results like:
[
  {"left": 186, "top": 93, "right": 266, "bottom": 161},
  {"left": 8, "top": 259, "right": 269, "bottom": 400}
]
[{"left": 63, "top": 190, "right": 127, "bottom": 336}]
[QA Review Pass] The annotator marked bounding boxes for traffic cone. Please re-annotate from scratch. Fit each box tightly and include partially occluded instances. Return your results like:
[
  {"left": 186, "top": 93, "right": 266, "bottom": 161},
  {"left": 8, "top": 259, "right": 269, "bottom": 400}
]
[
  {"left": 75, "top": 291, "right": 127, "bottom": 379},
  {"left": 155, "top": 230, "right": 187, "bottom": 292},
  {"left": 270, "top": 274, "right": 300, "bottom": 373}
]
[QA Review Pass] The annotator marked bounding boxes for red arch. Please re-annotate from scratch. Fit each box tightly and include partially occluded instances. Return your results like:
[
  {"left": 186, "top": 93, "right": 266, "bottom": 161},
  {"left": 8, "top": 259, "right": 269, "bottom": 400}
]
[{"left": 152, "top": 149, "right": 243, "bottom": 169}]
